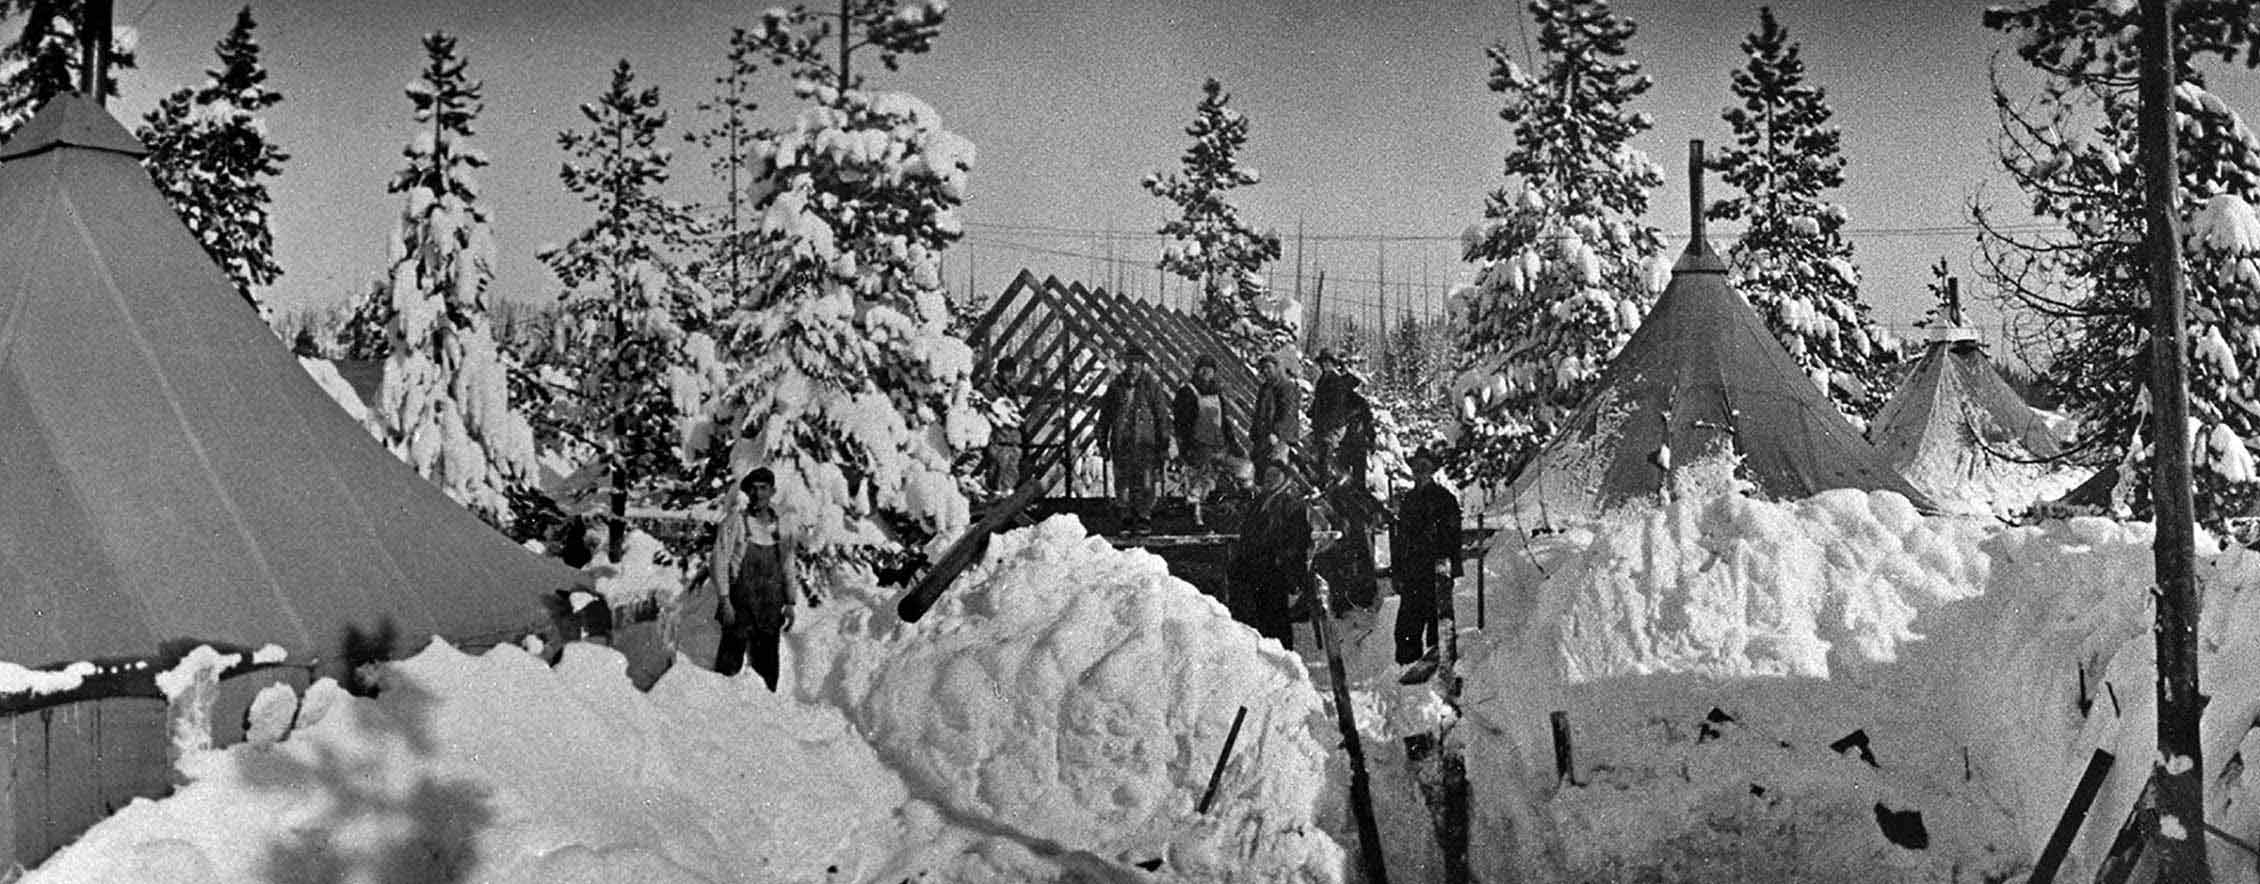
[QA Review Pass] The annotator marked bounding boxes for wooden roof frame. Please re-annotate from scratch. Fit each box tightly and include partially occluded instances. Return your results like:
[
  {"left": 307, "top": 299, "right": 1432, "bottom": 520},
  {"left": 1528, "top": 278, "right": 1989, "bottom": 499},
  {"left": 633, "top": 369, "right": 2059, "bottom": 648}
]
[{"left": 970, "top": 271, "right": 1262, "bottom": 496}]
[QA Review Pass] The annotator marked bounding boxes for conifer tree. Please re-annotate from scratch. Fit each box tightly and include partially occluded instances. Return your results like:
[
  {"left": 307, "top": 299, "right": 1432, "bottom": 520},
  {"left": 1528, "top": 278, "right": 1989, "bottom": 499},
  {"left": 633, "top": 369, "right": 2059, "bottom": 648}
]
[
  {"left": 1454, "top": 0, "right": 1667, "bottom": 482},
  {"left": 1143, "top": 79, "right": 1288, "bottom": 363},
  {"left": 0, "top": 0, "right": 135, "bottom": 138},
  {"left": 1707, "top": 6, "right": 1892, "bottom": 421},
  {"left": 712, "top": 0, "right": 985, "bottom": 558},
  {"left": 139, "top": 6, "right": 287, "bottom": 312},
  {"left": 372, "top": 31, "right": 535, "bottom": 527},
  {"left": 536, "top": 59, "right": 719, "bottom": 563},
  {"left": 1980, "top": 0, "right": 2260, "bottom": 530},
  {"left": 688, "top": 29, "right": 763, "bottom": 308}
]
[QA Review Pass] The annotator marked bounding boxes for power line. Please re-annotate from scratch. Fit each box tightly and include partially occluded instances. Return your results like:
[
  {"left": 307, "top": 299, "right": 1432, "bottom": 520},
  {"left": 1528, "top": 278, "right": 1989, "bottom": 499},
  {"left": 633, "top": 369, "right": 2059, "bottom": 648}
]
[{"left": 965, "top": 218, "right": 2065, "bottom": 243}]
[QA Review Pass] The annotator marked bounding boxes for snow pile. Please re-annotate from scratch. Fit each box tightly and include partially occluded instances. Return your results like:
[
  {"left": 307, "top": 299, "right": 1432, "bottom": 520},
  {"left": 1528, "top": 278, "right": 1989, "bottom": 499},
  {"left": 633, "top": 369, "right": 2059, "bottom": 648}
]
[
  {"left": 31, "top": 515, "right": 1342, "bottom": 883},
  {"left": 582, "top": 529, "right": 686, "bottom": 612},
  {"left": 791, "top": 515, "right": 1345, "bottom": 880},
  {"left": 1454, "top": 485, "right": 2260, "bottom": 882},
  {"left": 1494, "top": 488, "right": 1994, "bottom": 682},
  {"left": 27, "top": 642, "right": 1145, "bottom": 884}
]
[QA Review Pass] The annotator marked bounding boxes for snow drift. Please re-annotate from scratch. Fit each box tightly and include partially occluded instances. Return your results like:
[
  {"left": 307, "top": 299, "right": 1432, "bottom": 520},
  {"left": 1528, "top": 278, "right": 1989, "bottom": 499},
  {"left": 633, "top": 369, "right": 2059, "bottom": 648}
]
[
  {"left": 1458, "top": 483, "right": 2260, "bottom": 883},
  {"left": 27, "top": 515, "right": 1343, "bottom": 883},
  {"left": 789, "top": 514, "right": 1345, "bottom": 880}
]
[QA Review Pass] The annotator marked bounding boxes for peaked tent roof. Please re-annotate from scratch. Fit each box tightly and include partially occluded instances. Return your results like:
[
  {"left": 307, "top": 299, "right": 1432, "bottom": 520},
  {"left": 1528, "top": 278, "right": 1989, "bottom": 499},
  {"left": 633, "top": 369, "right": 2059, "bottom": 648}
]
[
  {"left": 1867, "top": 335, "right": 2063, "bottom": 504},
  {"left": 0, "top": 94, "right": 578, "bottom": 672},
  {"left": 1497, "top": 237, "right": 1934, "bottom": 525}
]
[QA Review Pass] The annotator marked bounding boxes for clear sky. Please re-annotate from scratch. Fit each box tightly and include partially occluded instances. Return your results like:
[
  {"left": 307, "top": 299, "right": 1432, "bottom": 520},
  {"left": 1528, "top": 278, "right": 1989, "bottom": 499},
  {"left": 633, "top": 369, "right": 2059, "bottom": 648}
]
[{"left": 101, "top": 0, "right": 2260, "bottom": 344}]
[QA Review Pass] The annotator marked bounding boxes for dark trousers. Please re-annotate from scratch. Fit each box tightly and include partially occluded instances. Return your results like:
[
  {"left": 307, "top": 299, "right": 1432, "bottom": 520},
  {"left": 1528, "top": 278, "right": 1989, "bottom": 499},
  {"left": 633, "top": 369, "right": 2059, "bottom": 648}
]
[
  {"left": 716, "top": 624, "right": 782, "bottom": 691},
  {"left": 1394, "top": 567, "right": 1440, "bottom": 665},
  {"left": 1114, "top": 455, "right": 1160, "bottom": 525},
  {"left": 1231, "top": 576, "right": 1297, "bottom": 652}
]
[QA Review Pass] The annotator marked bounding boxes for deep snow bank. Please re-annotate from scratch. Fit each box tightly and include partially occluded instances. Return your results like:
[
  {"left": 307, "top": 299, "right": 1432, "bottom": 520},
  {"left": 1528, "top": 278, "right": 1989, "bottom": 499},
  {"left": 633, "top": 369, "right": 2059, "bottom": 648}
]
[
  {"left": 27, "top": 642, "right": 1103, "bottom": 883},
  {"left": 30, "top": 515, "right": 1343, "bottom": 883},
  {"left": 790, "top": 514, "right": 1345, "bottom": 880},
  {"left": 1458, "top": 486, "right": 2260, "bottom": 882}
]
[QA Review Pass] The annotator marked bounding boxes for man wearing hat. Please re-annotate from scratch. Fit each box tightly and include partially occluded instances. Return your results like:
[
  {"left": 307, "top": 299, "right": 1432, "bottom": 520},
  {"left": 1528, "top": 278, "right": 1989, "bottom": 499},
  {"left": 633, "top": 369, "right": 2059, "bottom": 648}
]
[
  {"left": 1390, "top": 447, "right": 1462, "bottom": 675},
  {"left": 1172, "top": 353, "right": 1243, "bottom": 529},
  {"left": 1100, "top": 345, "right": 1174, "bottom": 534},
  {"left": 1228, "top": 456, "right": 1317, "bottom": 649},
  {"left": 1249, "top": 352, "right": 1304, "bottom": 467}
]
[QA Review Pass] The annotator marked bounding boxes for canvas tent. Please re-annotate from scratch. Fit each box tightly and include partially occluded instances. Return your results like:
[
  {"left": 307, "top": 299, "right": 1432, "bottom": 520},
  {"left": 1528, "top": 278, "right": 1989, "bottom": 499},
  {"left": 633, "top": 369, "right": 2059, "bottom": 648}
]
[
  {"left": 1495, "top": 233, "right": 1934, "bottom": 527},
  {"left": 1868, "top": 326, "right": 2065, "bottom": 508},
  {"left": 0, "top": 93, "right": 579, "bottom": 674}
]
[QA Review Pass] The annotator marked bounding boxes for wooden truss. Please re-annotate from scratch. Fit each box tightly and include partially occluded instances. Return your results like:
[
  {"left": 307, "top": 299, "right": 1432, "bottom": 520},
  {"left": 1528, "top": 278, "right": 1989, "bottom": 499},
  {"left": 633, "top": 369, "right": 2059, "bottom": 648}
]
[{"left": 968, "top": 270, "right": 1260, "bottom": 496}]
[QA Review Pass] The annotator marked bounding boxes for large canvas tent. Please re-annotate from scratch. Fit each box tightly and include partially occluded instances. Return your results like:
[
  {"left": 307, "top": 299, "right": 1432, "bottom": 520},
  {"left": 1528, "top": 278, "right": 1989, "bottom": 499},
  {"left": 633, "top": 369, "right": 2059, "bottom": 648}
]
[
  {"left": 1496, "top": 234, "right": 1934, "bottom": 527},
  {"left": 1868, "top": 328, "right": 2064, "bottom": 508},
  {"left": 0, "top": 93, "right": 578, "bottom": 673}
]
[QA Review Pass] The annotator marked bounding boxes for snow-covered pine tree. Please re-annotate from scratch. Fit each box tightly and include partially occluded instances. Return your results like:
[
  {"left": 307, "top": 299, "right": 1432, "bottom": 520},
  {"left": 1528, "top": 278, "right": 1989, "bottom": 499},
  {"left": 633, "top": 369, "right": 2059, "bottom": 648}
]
[
  {"left": 0, "top": 0, "right": 135, "bottom": 138},
  {"left": 138, "top": 6, "right": 287, "bottom": 313},
  {"left": 1707, "top": 6, "right": 1893, "bottom": 422},
  {"left": 1143, "top": 79, "right": 1289, "bottom": 364},
  {"left": 1453, "top": 0, "right": 1667, "bottom": 484},
  {"left": 713, "top": 0, "right": 984, "bottom": 558},
  {"left": 537, "top": 59, "right": 721, "bottom": 564},
  {"left": 1980, "top": 0, "right": 2260, "bottom": 531},
  {"left": 688, "top": 28, "right": 763, "bottom": 309},
  {"left": 373, "top": 31, "right": 536, "bottom": 527}
]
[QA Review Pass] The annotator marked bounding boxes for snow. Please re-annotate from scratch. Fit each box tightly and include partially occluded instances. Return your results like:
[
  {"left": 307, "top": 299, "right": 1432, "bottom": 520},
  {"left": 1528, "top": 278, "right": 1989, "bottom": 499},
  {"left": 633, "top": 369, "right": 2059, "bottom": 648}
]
[
  {"left": 1440, "top": 480, "right": 2260, "bottom": 882},
  {"left": 0, "top": 660, "right": 98, "bottom": 697},
  {"left": 28, "top": 515, "right": 1342, "bottom": 884}
]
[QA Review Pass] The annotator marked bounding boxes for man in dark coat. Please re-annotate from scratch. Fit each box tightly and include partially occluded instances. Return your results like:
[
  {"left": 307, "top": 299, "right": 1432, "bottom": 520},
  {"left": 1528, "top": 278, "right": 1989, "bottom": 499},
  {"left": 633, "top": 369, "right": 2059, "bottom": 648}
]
[
  {"left": 1249, "top": 354, "right": 1304, "bottom": 466},
  {"left": 1229, "top": 457, "right": 1317, "bottom": 650},
  {"left": 1308, "top": 350, "right": 1355, "bottom": 468},
  {"left": 1313, "top": 455, "right": 1385, "bottom": 614},
  {"left": 1391, "top": 449, "right": 1463, "bottom": 667},
  {"left": 1101, "top": 346, "right": 1174, "bottom": 534}
]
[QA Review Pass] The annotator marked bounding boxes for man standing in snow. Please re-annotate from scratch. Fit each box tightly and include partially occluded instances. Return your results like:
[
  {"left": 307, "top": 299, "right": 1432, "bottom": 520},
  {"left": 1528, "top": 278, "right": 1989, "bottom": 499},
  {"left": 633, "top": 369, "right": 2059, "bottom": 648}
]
[
  {"left": 1308, "top": 350, "right": 1354, "bottom": 469},
  {"left": 1250, "top": 354, "right": 1304, "bottom": 468},
  {"left": 710, "top": 467, "right": 801, "bottom": 691},
  {"left": 1315, "top": 455, "right": 1385, "bottom": 614},
  {"left": 1101, "top": 346, "right": 1174, "bottom": 534},
  {"left": 1173, "top": 354, "right": 1243, "bottom": 529},
  {"left": 1229, "top": 457, "right": 1316, "bottom": 650},
  {"left": 980, "top": 356, "right": 1026, "bottom": 497},
  {"left": 1391, "top": 449, "right": 1462, "bottom": 669}
]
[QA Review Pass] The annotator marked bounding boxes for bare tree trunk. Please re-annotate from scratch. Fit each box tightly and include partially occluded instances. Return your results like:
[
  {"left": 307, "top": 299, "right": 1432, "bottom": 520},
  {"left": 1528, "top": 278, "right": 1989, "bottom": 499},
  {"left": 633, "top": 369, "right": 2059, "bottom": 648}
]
[{"left": 2139, "top": 0, "right": 2208, "bottom": 878}]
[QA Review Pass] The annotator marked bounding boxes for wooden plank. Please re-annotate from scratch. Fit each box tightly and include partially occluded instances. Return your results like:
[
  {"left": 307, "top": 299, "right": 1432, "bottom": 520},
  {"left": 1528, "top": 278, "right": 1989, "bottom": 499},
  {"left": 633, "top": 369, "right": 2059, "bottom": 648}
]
[
  {"left": 973, "top": 270, "right": 1046, "bottom": 356},
  {"left": 2029, "top": 749, "right": 2114, "bottom": 883},
  {"left": 1126, "top": 298, "right": 1256, "bottom": 433},
  {"left": 970, "top": 269, "right": 1043, "bottom": 352}
]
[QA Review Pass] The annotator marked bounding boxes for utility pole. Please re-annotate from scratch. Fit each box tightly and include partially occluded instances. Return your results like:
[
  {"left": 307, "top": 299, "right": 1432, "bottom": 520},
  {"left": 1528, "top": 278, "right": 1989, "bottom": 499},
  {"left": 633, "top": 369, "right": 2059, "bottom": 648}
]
[{"left": 2140, "top": 0, "right": 2209, "bottom": 878}]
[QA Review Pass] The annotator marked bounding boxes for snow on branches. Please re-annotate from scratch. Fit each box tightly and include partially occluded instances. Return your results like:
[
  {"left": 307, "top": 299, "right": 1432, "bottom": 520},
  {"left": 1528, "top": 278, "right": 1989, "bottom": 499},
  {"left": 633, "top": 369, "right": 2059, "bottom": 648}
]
[
  {"left": 0, "top": 0, "right": 136, "bottom": 138},
  {"left": 1982, "top": 0, "right": 2260, "bottom": 530},
  {"left": 1143, "top": 78, "right": 1289, "bottom": 364},
  {"left": 139, "top": 7, "right": 287, "bottom": 314},
  {"left": 534, "top": 59, "right": 720, "bottom": 563},
  {"left": 1707, "top": 6, "right": 1892, "bottom": 422},
  {"left": 1452, "top": 0, "right": 1666, "bottom": 482},
  {"left": 710, "top": 0, "right": 983, "bottom": 558},
  {"left": 373, "top": 32, "right": 536, "bottom": 527}
]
